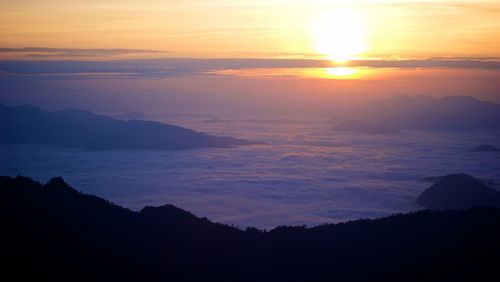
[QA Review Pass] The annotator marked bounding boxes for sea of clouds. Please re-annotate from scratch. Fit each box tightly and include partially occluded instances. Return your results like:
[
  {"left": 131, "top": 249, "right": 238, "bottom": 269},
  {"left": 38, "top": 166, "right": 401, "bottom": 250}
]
[{"left": 1, "top": 117, "right": 499, "bottom": 229}]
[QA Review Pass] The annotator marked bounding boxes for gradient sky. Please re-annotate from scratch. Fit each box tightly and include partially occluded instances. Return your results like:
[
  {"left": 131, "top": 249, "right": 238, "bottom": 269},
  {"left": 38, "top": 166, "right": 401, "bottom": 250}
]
[
  {"left": 1, "top": 0, "right": 500, "bottom": 114},
  {"left": 1, "top": 0, "right": 500, "bottom": 59}
]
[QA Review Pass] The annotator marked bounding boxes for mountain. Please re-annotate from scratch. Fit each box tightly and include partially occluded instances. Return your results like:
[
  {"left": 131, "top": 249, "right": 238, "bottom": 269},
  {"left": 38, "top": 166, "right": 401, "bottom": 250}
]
[
  {"left": 2, "top": 175, "right": 500, "bottom": 281},
  {"left": 112, "top": 112, "right": 151, "bottom": 120},
  {"left": 337, "top": 96, "right": 500, "bottom": 132},
  {"left": 0, "top": 104, "right": 252, "bottom": 150},
  {"left": 417, "top": 173, "right": 500, "bottom": 209},
  {"left": 419, "top": 175, "right": 497, "bottom": 186},
  {"left": 332, "top": 120, "right": 399, "bottom": 134}
]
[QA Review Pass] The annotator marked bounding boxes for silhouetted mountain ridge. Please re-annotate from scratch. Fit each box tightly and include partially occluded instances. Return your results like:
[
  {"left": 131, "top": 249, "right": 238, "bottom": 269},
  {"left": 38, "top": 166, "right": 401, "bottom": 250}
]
[
  {"left": 1, "top": 175, "right": 500, "bottom": 281},
  {"left": 0, "top": 104, "right": 252, "bottom": 150},
  {"left": 417, "top": 173, "right": 500, "bottom": 209}
]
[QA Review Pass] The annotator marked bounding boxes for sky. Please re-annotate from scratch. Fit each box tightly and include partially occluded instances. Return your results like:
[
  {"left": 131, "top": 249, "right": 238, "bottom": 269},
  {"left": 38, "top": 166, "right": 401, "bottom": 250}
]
[
  {"left": 1, "top": 0, "right": 500, "bottom": 59},
  {"left": 1, "top": 0, "right": 500, "bottom": 114}
]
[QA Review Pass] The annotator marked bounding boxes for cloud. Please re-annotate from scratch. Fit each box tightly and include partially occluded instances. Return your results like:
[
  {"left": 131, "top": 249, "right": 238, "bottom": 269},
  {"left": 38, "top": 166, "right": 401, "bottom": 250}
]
[
  {"left": 350, "top": 58, "right": 500, "bottom": 70},
  {"left": 1, "top": 120, "right": 499, "bottom": 228},
  {"left": 0, "top": 57, "right": 499, "bottom": 79},
  {"left": 0, "top": 47, "right": 171, "bottom": 58}
]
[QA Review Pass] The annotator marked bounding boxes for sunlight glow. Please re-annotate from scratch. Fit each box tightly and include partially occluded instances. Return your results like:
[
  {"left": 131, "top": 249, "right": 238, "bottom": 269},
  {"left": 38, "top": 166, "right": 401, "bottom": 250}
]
[
  {"left": 312, "top": 8, "right": 368, "bottom": 63},
  {"left": 325, "top": 67, "right": 358, "bottom": 77},
  {"left": 208, "top": 67, "right": 367, "bottom": 80}
]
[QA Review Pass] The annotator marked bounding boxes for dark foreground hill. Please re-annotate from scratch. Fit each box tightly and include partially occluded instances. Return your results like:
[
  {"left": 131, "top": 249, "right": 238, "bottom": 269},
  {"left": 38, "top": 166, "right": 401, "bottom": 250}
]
[
  {"left": 1, "top": 175, "right": 500, "bottom": 281},
  {"left": 417, "top": 173, "right": 500, "bottom": 209},
  {"left": 0, "top": 104, "right": 251, "bottom": 150}
]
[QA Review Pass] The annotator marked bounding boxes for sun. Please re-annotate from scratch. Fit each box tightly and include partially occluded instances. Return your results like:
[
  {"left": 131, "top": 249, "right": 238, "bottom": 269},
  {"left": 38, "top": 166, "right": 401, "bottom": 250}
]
[{"left": 312, "top": 8, "right": 368, "bottom": 63}]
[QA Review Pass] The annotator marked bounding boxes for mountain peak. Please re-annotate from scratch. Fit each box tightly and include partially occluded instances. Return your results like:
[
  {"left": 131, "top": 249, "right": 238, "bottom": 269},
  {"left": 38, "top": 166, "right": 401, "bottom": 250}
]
[
  {"left": 45, "top": 176, "right": 68, "bottom": 187},
  {"left": 416, "top": 173, "right": 500, "bottom": 209}
]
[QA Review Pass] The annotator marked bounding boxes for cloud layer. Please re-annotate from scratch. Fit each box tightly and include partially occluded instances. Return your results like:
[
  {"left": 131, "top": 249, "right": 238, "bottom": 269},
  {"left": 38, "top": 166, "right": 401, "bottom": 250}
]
[
  {"left": 1, "top": 118, "right": 499, "bottom": 229},
  {"left": 0, "top": 47, "right": 170, "bottom": 59},
  {"left": 1, "top": 57, "right": 500, "bottom": 78}
]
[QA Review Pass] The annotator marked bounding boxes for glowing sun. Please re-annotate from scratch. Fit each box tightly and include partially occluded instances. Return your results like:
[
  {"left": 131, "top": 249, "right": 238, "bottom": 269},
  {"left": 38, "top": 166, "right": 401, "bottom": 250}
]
[{"left": 312, "top": 8, "right": 368, "bottom": 63}]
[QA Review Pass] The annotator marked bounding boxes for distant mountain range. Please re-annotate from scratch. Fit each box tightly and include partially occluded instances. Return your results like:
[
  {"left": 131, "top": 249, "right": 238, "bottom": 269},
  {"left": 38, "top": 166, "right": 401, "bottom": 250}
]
[
  {"left": 1, "top": 175, "right": 499, "bottom": 281},
  {"left": 334, "top": 96, "right": 500, "bottom": 132},
  {"left": 0, "top": 104, "right": 252, "bottom": 150}
]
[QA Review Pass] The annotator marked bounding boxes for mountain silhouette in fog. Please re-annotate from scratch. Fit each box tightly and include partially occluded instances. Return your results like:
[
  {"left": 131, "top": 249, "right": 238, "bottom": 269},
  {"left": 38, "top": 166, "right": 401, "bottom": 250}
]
[
  {"left": 0, "top": 104, "right": 252, "bottom": 150},
  {"left": 112, "top": 111, "right": 151, "bottom": 120},
  {"left": 2, "top": 175, "right": 500, "bottom": 281},
  {"left": 339, "top": 96, "right": 500, "bottom": 131},
  {"left": 332, "top": 120, "right": 399, "bottom": 134},
  {"left": 417, "top": 173, "right": 500, "bottom": 209}
]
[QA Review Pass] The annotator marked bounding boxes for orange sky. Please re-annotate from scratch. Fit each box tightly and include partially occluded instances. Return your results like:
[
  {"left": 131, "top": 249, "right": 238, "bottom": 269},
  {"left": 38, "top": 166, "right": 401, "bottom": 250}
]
[
  {"left": 1, "top": 0, "right": 500, "bottom": 109},
  {"left": 1, "top": 0, "right": 500, "bottom": 60}
]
